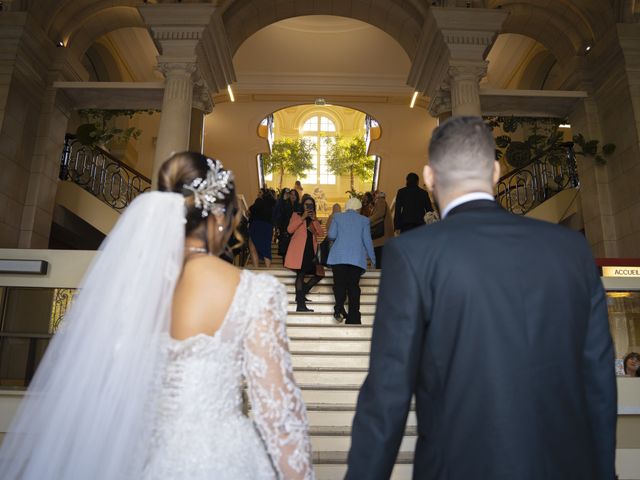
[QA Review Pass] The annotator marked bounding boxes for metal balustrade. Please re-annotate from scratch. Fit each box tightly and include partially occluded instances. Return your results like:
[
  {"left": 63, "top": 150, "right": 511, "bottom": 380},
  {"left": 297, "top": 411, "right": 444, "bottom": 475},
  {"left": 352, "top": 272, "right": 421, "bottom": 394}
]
[
  {"left": 495, "top": 142, "right": 579, "bottom": 215},
  {"left": 59, "top": 134, "right": 151, "bottom": 211}
]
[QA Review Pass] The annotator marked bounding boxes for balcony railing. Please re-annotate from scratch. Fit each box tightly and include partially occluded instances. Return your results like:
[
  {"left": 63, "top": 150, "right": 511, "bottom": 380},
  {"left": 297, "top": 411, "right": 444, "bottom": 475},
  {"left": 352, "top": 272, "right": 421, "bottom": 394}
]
[
  {"left": 59, "top": 134, "right": 151, "bottom": 211},
  {"left": 495, "top": 142, "right": 579, "bottom": 215}
]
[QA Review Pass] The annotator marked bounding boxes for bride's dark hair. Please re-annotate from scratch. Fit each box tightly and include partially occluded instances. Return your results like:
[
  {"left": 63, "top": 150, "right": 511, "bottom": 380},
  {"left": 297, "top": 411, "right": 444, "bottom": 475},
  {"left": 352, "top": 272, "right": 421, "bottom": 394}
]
[{"left": 157, "top": 151, "right": 241, "bottom": 255}]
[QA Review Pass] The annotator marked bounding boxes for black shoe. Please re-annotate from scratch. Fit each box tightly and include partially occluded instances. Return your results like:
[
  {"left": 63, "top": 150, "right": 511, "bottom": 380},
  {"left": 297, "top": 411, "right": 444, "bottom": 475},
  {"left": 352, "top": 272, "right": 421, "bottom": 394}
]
[{"left": 296, "top": 304, "right": 314, "bottom": 312}]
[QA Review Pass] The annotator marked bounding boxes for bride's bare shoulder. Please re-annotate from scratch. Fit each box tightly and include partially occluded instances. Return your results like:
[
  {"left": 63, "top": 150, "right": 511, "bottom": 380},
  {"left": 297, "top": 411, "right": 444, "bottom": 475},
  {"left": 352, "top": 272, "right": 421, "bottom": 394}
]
[{"left": 170, "top": 257, "right": 243, "bottom": 339}]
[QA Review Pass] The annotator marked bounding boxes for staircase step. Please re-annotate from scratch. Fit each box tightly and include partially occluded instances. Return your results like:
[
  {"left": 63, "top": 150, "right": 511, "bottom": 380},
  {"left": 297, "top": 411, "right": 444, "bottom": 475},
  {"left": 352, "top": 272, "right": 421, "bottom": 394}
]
[
  {"left": 287, "top": 325, "right": 372, "bottom": 338},
  {"left": 294, "top": 370, "right": 367, "bottom": 386},
  {"left": 290, "top": 339, "right": 371, "bottom": 353},
  {"left": 287, "top": 293, "right": 378, "bottom": 303},
  {"left": 292, "top": 354, "right": 370, "bottom": 369},
  {"left": 278, "top": 277, "right": 381, "bottom": 287},
  {"left": 313, "top": 450, "right": 413, "bottom": 464},
  {"left": 314, "top": 464, "right": 412, "bottom": 480},
  {"left": 307, "top": 410, "right": 417, "bottom": 428},
  {"left": 311, "top": 434, "right": 416, "bottom": 454},
  {"left": 309, "top": 425, "right": 418, "bottom": 436},
  {"left": 301, "top": 388, "right": 360, "bottom": 404},
  {"left": 284, "top": 285, "right": 379, "bottom": 294},
  {"left": 251, "top": 268, "right": 381, "bottom": 278},
  {"left": 286, "top": 313, "right": 375, "bottom": 325},
  {"left": 287, "top": 303, "right": 377, "bottom": 314}
]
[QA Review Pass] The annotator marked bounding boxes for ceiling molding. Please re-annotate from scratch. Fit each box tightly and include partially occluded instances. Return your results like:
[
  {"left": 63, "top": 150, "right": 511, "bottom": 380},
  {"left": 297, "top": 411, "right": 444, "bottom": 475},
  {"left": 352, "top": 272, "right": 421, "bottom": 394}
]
[{"left": 234, "top": 72, "right": 413, "bottom": 96}]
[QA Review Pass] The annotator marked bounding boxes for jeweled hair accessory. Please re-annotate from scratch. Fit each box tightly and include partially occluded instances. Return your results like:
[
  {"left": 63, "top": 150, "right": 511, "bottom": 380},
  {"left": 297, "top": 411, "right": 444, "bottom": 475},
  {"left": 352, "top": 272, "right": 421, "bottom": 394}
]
[{"left": 183, "top": 158, "right": 234, "bottom": 217}]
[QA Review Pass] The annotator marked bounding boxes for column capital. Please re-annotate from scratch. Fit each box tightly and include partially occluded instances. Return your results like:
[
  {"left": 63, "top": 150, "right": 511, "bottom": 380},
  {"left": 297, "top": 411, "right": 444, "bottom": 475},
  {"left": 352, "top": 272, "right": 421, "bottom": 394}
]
[
  {"left": 139, "top": 4, "right": 236, "bottom": 97},
  {"left": 156, "top": 61, "right": 198, "bottom": 78},
  {"left": 447, "top": 60, "right": 488, "bottom": 83},
  {"left": 431, "top": 7, "right": 508, "bottom": 61},
  {"left": 428, "top": 88, "right": 452, "bottom": 117},
  {"left": 407, "top": 6, "right": 507, "bottom": 104}
]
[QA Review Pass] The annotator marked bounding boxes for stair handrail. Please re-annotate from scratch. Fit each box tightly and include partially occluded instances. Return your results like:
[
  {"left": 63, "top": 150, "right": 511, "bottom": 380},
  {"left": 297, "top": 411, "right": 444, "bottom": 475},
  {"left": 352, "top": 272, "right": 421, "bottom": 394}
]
[
  {"left": 495, "top": 142, "right": 579, "bottom": 215},
  {"left": 59, "top": 134, "right": 151, "bottom": 211}
]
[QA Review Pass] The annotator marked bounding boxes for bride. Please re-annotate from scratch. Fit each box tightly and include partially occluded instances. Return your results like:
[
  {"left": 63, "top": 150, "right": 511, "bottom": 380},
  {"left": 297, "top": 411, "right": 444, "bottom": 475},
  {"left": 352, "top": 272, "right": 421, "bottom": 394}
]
[{"left": 0, "top": 152, "right": 314, "bottom": 479}]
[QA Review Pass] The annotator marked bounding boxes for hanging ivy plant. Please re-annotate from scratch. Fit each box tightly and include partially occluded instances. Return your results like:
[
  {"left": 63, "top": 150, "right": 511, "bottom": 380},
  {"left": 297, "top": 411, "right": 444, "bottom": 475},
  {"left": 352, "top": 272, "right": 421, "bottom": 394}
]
[
  {"left": 75, "top": 109, "right": 158, "bottom": 148},
  {"left": 485, "top": 116, "right": 616, "bottom": 168}
]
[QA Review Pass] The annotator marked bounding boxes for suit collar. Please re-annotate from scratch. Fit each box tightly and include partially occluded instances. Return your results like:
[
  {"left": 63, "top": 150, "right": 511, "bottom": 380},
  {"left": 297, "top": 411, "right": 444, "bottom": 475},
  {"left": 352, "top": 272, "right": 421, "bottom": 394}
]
[{"left": 447, "top": 199, "right": 499, "bottom": 217}]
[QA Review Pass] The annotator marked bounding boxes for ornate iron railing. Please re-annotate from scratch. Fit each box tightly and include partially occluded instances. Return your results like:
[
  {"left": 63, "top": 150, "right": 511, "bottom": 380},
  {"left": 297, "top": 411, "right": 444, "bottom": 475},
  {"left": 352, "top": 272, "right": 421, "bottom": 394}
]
[
  {"left": 495, "top": 142, "right": 579, "bottom": 215},
  {"left": 59, "top": 134, "right": 151, "bottom": 211}
]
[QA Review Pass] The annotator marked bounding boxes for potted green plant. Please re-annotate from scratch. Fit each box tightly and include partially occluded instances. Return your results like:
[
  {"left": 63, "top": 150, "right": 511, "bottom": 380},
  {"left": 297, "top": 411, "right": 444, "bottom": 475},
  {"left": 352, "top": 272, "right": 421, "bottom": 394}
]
[
  {"left": 325, "top": 136, "right": 375, "bottom": 191},
  {"left": 75, "top": 109, "right": 156, "bottom": 149},
  {"left": 262, "top": 137, "right": 314, "bottom": 189}
]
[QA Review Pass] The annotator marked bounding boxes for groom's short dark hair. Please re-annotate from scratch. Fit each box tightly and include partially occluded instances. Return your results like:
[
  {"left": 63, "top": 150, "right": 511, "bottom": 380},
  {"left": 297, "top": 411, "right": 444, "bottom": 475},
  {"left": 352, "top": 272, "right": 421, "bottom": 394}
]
[{"left": 428, "top": 116, "right": 496, "bottom": 191}]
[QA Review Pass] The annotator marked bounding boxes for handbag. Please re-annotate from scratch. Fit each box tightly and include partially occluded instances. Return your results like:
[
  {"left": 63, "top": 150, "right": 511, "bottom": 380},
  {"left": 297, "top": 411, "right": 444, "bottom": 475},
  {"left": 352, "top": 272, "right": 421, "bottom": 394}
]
[
  {"left": 277, "top": 231, "right": 291, "bottom": 257},
  {"left": 370, "top": 202, "right": 387, "bottom": 239},
  {"left": 371, "top": 220, "right": 385, "bottom": 239},
  {"left": 318, "top": 238, "right": 330, "bottom": 266},
  {"left": 315, "top": 244, "right": 326, "bottom": 277}
]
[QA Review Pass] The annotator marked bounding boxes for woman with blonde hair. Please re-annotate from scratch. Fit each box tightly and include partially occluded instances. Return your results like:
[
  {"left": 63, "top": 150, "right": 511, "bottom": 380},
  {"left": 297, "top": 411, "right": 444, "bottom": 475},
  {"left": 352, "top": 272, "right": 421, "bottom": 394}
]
[{"left": 0, "top": 152, "right": 314, "bottom": 480}]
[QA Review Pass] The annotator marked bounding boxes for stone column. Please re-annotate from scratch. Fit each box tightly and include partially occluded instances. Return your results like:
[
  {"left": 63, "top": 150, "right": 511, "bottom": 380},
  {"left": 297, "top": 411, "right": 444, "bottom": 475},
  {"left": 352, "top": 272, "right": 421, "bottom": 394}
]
[
  {"left": 153, "top": 62, "right": 197, "bottom": 181},
  {"left": 448, "top": 62, "right": 488, "bottom": 117},
  {"left": 408, "top": 7, "right": 507, "bottom": 117},
  {"left": 139, "top": 3, "right": 236, "bottom": 185},
  {"left": 19, "top": 88, "right": 72, "bottom": 248}
]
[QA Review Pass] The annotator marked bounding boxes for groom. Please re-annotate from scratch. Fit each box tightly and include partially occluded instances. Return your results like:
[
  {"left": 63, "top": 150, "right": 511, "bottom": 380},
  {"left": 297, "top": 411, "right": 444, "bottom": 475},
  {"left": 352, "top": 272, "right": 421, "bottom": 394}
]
[{"left": 346, "top": 116, "right": 616, "bottom": 479}]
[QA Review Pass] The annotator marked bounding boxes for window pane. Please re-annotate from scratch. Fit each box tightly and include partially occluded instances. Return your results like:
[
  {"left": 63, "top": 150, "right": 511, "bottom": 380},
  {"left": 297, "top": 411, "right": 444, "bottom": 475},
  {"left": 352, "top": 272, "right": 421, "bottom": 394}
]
[
  {"left": 303, "top": 116, "right": 318, "bottom": 131},
  {"left": 319, "top": 116, "right": 336, "bottom": 132}
]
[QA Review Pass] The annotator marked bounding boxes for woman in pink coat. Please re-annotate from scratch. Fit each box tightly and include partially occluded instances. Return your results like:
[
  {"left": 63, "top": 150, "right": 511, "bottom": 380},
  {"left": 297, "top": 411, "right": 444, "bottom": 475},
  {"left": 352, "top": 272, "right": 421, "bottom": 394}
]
[{"left": 285, "top": 194, "right": 324, "bottom": 312}]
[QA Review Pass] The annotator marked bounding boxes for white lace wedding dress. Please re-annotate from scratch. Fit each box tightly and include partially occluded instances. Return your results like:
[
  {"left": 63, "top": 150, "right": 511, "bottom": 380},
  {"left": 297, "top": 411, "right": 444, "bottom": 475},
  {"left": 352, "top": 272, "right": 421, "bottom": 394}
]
[{"left": 142, "top": 270, "right": 314, "bottom": 479}]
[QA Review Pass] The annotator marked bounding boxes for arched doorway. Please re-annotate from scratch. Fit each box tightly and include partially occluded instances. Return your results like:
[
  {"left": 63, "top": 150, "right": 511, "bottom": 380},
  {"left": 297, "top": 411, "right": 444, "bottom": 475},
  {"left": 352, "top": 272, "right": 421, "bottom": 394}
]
[{"left": 256, "top": 104, "right": 382, "bottom": 213}]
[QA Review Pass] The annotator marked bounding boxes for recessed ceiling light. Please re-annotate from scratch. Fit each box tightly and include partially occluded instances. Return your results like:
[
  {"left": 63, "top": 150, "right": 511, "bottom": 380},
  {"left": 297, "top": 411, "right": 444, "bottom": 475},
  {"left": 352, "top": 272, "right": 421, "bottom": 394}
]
[
  {"left": 585, "top": 45, "right": 592, "bottom": 53},
  {"left": 56, "top": 40, "right": 65, "bottom": 47},
  {"left": 410, "top": 92, "right": 419, "bottom": 109}
]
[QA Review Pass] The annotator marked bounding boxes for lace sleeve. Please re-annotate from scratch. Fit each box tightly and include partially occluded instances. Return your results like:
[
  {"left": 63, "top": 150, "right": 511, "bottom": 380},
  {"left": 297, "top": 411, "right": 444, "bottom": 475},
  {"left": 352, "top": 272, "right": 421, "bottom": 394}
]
[{"left": 243, "top": 276, "right": 315, "bottom": 480}]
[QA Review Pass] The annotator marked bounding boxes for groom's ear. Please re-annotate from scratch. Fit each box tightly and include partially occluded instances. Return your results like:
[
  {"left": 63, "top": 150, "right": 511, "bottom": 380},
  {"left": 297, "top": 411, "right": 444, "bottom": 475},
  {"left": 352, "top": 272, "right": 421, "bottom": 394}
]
[{"left": 423, "top": 165, "right": 435, "bottom": 193}]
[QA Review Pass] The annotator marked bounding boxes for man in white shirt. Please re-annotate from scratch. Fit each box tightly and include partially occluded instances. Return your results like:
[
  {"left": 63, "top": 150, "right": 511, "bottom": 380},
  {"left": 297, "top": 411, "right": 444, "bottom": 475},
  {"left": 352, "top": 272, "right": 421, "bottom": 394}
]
[{"left": 346, "top": 116, "right": 616, "bottom": 480}]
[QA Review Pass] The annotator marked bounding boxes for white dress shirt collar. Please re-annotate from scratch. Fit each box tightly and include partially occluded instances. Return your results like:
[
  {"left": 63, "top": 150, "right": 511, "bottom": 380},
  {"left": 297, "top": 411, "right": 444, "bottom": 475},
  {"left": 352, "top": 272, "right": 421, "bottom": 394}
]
[{"left": 441, "top": 192, "right": 495, "bottom": 219}]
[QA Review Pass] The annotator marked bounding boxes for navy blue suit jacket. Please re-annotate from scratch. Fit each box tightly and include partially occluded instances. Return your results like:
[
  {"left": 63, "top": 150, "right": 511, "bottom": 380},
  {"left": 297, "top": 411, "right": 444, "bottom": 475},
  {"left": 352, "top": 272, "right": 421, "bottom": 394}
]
[{"left": 346, "top": 200, "right": 617, "bottom": 480}]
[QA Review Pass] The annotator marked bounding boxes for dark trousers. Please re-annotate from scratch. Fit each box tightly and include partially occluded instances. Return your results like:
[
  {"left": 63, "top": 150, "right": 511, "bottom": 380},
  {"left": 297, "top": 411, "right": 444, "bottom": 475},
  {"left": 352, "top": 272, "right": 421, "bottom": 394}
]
[
  {"left": 332, "top": 264, "right": 363, "bottom": 324},
  {"left": 295, "top": 270, "right": 322, "bottom": 305},
  {"left": 374, "top": 245, "right": 383, "bottom": 269}
]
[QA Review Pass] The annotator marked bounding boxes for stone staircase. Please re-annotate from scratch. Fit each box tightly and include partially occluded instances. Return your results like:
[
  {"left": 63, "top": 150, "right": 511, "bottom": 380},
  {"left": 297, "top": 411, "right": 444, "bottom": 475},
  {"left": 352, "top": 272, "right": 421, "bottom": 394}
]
[{"left": 249, "top": 245, "right": 414, "bottom": 479}]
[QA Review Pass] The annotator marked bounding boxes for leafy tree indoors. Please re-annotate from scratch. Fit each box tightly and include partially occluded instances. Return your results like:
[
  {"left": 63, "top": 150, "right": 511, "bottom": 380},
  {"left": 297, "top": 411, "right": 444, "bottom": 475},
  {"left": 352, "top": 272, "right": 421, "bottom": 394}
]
[
  {"left": 262, "top": 137, "right": 314, "bottom": 189},
  {"left": 325, "top": 136, "right": 375, "bottom": 192}
]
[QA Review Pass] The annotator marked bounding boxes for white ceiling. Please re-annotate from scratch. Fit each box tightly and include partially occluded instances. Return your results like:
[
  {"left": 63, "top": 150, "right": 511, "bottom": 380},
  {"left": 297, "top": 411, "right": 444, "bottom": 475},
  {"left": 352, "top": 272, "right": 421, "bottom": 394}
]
[{"left": 232, "top": 15, "right": 413, "bottom": 96}]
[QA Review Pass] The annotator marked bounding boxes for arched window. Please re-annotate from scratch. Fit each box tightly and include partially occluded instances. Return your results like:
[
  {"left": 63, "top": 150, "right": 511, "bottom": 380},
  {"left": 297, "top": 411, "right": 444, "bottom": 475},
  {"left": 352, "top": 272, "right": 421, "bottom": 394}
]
[{"left": 301, "top": 115, "right": 336, "bottom": 185}]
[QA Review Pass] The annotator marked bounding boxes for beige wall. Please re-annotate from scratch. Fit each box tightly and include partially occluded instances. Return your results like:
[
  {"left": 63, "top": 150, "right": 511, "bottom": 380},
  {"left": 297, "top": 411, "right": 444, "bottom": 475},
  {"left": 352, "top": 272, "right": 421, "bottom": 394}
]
[
  {"left": 204, "top": 99, "right": 436, "bottom": 207},
  {"left": 570, "top": 24, "right": 640, "bottom": 258}
]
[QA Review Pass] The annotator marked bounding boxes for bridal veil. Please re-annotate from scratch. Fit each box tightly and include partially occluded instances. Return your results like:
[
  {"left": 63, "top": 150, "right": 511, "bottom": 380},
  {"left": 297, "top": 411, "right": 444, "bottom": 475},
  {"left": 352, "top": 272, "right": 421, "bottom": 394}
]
[{"left": 0, "top": 192, "right": 185, "bottom": 479}]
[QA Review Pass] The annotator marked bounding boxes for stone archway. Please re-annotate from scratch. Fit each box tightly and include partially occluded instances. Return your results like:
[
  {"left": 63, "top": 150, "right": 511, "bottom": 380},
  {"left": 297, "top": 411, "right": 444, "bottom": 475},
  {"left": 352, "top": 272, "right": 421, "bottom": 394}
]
[{"left": 220, "top": 0, "right": 426, "bottom": 59}]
